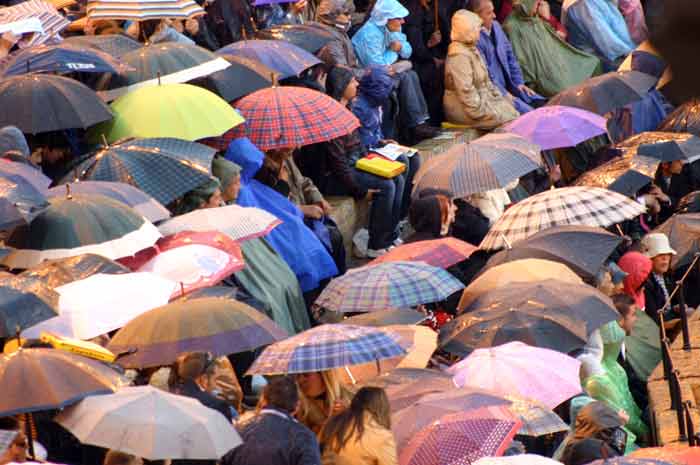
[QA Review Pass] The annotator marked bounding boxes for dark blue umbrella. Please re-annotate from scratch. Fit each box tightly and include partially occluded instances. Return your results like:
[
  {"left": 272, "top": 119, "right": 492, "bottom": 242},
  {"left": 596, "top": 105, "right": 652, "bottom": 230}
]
[
  {"left": 0, "top": 274, "right": 58, "bottom": 337},
  {"left": 0, "top": 176, "right": 49, "bottom": 230},
  {"left": 0, "top": 159, "right": 52, "bottom": 191},
  {"left": 63, "top": 34, "right": 142, "bottom": 58},
  {"left": 637, "top": 135, "right": 700, "bottom": 162},
  {"left": 217, "top": 40, "right": 321, "bottom": 79},
  {"left": 0, "top": 43, "right": 133, "bottom": 77},
  {"left": 255, "top": 23, "right": 335, "bottom": 54}
]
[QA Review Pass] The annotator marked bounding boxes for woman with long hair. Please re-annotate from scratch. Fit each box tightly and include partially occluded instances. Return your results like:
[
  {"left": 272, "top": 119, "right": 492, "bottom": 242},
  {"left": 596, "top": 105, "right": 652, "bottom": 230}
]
[
  {"left": 296, "top": 370, "right": 353, "bottom": 435},
  {"left": 320, "top": 387, "right": 397, "bottom": 465}
]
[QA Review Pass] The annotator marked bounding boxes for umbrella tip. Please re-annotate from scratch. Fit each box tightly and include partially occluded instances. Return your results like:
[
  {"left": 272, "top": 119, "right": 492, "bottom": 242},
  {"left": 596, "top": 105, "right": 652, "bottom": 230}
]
[
  {"left": 66, "top": 183, "right": 73, "bottom": 200},
  {"left": 100, "top": 134, "right": 109, "bottom": 148},
  {"left": 271, "top": 73, "right": 278, "bottom": 87}
]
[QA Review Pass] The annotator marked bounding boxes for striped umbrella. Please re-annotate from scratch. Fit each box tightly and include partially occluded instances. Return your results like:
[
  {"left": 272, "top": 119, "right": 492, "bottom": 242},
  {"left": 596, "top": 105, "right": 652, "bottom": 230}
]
[
  {"left": 246, "top": 324, "right": 407, "bottom": 375},
  {"left": 412, "top": 133, "right": 542, "bottom": 198},
  {"left": 236, "top": 86, "right": 359, "bottom": 151},
  {"left": 370, "top": 238, "right": 477, "bottom": 269},
  {"left": 86, "top": 0, "right": 204, "bottom": 20},
  {"left": 314, "top": 261, "right": 465, "bottom": 313},
  {"left": 480, "top": 186, "right": 647, "bottom": 251},
  {"left": 0, "top": 0, "right": 70, "bottom": 48}
]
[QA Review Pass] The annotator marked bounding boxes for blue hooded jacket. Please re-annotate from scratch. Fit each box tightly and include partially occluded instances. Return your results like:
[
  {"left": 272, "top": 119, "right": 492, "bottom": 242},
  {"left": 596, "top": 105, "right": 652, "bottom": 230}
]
[
  {"left": 351, "top": 66, "right": 395, "bottom": 148},
  {"left": 351, "top": 0, "right": 412, "bottom": 66},
  {"left": 225, "top": 137, "right": 338, "bottom": 292}
]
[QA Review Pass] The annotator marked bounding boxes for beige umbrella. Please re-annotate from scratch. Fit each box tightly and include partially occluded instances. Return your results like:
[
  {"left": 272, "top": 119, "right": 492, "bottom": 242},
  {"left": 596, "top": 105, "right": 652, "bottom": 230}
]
[{"left": 458, "top": 258, "right": 582, "bottom": 311}]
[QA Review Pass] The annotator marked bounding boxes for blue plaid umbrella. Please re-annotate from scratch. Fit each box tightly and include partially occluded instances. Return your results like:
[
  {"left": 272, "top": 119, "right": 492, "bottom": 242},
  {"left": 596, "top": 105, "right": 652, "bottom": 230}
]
[
  {"left": 246, "top": 324, "right": 407, "bottom": 375},
  {"left": 314, "top": 261, "right": 465, "bottom": 313}
]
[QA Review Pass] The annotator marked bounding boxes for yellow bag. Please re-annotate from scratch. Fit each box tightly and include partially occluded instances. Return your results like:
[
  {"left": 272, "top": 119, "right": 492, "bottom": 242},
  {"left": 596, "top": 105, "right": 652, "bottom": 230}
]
[
  {"left": 356, "top": 155, "right": 406, "bottom": 179},
  {"left": 40, "top": 332, "right": 117, "bottom": 363}
]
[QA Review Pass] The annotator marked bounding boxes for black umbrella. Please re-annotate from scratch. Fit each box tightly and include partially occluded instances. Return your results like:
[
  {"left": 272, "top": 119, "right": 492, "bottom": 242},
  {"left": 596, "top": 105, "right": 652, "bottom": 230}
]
[
  {"left": 441, "top": 282, "right": 619, "bottom": 356},
  {"left": 484, "top": 225, "right": 623, "bottom": 279},
  {"left": 340, "top": 309, "right": 428, "bottom": 327},
  {"left": 0, "top": 74, "right": 112, "bottom": 134},
  {"left": 0, "top": 274, "right": 58, "bottom": 338},
  {"left": 255, "top": 23, "right": 335, "bottom": 54},
  {"left": 658, "top": 99, "right": 700, "bottom": 137},
  {"left": 548, "top": 71, "right": 657, "bottom": 115},
  {"left": 0, "top": 176, "right": 49, "bottom": 231},
  {"left": 0, "top": 43, "right": 132, "bottom": 77},
  {"left": 63, "top": 34, "right": 142, "bottom": 58},
  {"left": 637, "top": 136, "right": 700, "bottom": 162},
  {"left": 20, "top": 254, "right": 130, "bottom": 288},
  {"left": 189, "top": 58, "right": 274, "bottom": 103}
]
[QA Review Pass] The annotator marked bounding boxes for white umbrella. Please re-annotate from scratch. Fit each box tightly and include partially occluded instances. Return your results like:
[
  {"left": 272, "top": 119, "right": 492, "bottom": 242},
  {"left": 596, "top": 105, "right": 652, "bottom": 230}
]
[
  {"left": 474, "top": 455, "right": 563, "bottom": 465},
  {"left": 22, "top": 272, "right": 176, "bottom": 340},
  {"left": 56, "top": 385, "right": 241, "bottom": 460}
]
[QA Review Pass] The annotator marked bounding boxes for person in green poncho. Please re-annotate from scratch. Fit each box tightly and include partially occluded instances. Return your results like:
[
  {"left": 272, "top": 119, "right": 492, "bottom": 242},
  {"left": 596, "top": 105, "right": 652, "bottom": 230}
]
[
  {"left": 503, "top": 0, "right": 601, "bottom": 97},
  {"left": 578, "top": 294, "right": 649, "bottom": 450}
]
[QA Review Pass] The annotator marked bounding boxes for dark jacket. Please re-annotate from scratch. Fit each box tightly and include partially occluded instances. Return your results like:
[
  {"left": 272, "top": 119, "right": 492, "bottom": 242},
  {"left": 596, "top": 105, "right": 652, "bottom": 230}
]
[
  {"left": 654, "top": 165, "right": 695, "bottom": 222},
  {"left": 451, "top": 198, "right": 490, "bottom": 247},
  {"left": 222, "top": 409, "right": 321, "bottom": 465},
  {"left": 172, "top": 380, "right": 233, "bottom": 422},
  {"left": 643, "top": 272, "right": 679, "bottom": 325},
  {"left": 205, "top": 0, "right": 256, "bottom": 47}
]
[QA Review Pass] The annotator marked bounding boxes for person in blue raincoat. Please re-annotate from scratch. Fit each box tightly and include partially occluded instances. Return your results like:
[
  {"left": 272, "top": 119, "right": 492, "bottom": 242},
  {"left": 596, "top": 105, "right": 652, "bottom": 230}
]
[
  {"left": 470, "top": 0, "right": 545, "bottom": 114},
  {"left": 562, "top": 0, "right": 635, "bottom": 71},
  {"left": 224, "top": 137, "right": 338, "bottom": 295}
]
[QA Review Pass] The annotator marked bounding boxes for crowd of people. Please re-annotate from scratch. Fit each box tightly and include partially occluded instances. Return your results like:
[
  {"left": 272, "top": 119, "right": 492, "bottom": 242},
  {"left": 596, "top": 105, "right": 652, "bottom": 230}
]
[{"left": 0, "top": 0, "right": 697, "bottom": 463}]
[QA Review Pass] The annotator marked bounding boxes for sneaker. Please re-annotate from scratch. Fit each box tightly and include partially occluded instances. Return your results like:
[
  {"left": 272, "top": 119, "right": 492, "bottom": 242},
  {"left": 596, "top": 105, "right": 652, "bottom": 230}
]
[
  {"left": 367, "top": 247, "right": 391, "bottom": 258},
  {"left": 393, "top": 237, "right": 404, "bottom": 246}
]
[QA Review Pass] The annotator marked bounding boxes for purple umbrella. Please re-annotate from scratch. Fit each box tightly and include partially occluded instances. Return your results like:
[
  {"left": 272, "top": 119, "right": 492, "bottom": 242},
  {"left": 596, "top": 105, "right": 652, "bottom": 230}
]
[
  {"left": 503, "top": 105, "right": 608, "bottom": 150},
  {"left": 217, "top": 40, "right": 321, "bottom": 79}
]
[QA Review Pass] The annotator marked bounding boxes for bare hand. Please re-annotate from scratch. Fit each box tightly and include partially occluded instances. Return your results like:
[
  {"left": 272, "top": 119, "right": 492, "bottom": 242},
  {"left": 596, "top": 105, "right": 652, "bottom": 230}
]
[
  {"left": 427, "top": 30, "right": 441, "bottom": 48},
  {"left": 185, "top": 18, "right": 199, "bottom": 35},
  {"left": 330, "top": 401, "right": 346, "bottom": 415},
  {"left": 301, "top": 204, "right": 324, "bottom": 219},
  {"left": 366, "top": 188, "right": 381, "bottom": 201},
  {"left": 290, "top": 0, "right": 307, "bottom": 14},
  {"left": 549, "top": 164, "right": 562, "bottom": 183},
  {"left": 389, "top": 41, "right": 403, "bottom": 52},
  {"left": 518, "top": 84, "right": 536, "bottom": 97},
  {"left": 318, "top": 199, "right": 332, "bottom": 215}
]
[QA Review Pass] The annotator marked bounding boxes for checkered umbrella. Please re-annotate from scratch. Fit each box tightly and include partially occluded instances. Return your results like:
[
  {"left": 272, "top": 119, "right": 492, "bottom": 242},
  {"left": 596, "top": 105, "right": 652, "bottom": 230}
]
[
  {"left": 398, "top": 407, "right": 521, "bottom": 465},
  {"left": 370, "top": 238, "right": 477, "bottom": 269},
  {"left": 505, "top": 396, "right": 568, "bottom": 437},
  {"left": 235, "top": 86, "right": 360, "bottom": 151},
  {"left": 314, "top": 261, "right": 465, "bottom": 313},
  {"left": 412, "top": 133, "right": 542, "bottom": 198},
  {"left": 480, "top": 186, "right": 646, "bottom": 251},
  {"left": 246, "top": 324, "right": 407, "bottom": 375}
]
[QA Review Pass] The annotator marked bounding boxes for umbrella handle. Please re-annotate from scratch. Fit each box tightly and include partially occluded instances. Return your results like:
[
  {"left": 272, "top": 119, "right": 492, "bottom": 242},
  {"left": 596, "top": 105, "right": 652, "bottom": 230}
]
[
  {"left": 23, "top": 413, "right": 36, "bottom": 460},
  {"left": 343, "top": 366, "right": 357, "bottom": 385}
]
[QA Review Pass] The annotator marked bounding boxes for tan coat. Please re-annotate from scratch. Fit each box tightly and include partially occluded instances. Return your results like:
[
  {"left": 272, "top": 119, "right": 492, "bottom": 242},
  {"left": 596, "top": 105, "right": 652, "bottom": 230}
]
[
  {"left": 322, "top": 417, "right": 398, "bottom": 465},
  {"left": 443, "top": 10, "right": 518, "bottom": 129}
]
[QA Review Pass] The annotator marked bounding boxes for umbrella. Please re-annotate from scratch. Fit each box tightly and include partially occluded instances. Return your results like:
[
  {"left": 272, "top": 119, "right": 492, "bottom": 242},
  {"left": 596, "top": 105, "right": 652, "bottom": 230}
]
[
  {"left": 654, "top": 213, "right": 700, "bottom": 268},
  {"left": 502, "top": 105, "right": 608, "bottom": 150},
  {"left": 547, "top": 71, "right": 657, "bottom": 115},
  {"left": 236, "top": 86, "right": 359, "bottom": 151},
  {"left": 314, "top": 261, "right": 465, "bottom": 313},
  {"left": 119, "top": 231, "right": 245, "bottom": 296},
  {"left": 484, "top": 225, "right": 623, "bottom": 279},
  {"left": 630, "top": 446, "right": 700, "bottom": 464},
  {"left": 0, "top": 74, "right": 112, "bottom": 134},
  {"left": 637, "top": 136, "right": 700, "bottom": 162},
  {"left": 392, "top": 390, "right": 512, "bottom": 448},
  {"left": 474, "top": 455, "right": 564, "bottom": 465},
  {"left": 90, "top": 83, "right": 244, "bottom": 143},
  {"left": 63, "top": 34, "right": 141, "bottom": 58},
  {"left": 573, "top": 154, "right": 657, "bottom": 196},
  {"left": 0, "top": 159, "right": 52, "bottom": 191},
  {"left": 19, "top": 254, "right": 130, "bottom": 288},
  {"left": 2, "top": 194, "right": 162, "bottom": 269},
  {"left": 63, "top": 138, "right": 215, "bottom": 207},
  {"left": 355, "top": 368, "right": 456, "bottom": 412},
  {"left": 0, "top": 43, "right": 132, "bottom": 77},
  {"left": 180, "top": 285, "right": 269, "bottom": 315},
  {"left": 412, "top": 133, "right": 542, "bottom": 198},
  {"left": 158, "top": 204, "right": 281, "bottom": 242},
  {"left": 440, "top": 282, "right": 619, "bottom": 356},
  {"left": 458, "top": 258, "right": 582, "bottom": 311},
  {"left": 86, "top": 0, "right": 205, "bottom": 20},
  {"left": 506, "top": 396, "right": 568, "bottom": 437},
  {"left": 22, "top": 272, "right": 176, "bottom": 340},
  {"left": 0, "top": 274, "right": 58, "bottom": 337},
  {"left": 447, "top": 341, "right": 582, "bottom": 409},
  {"left": 0, "top": 176, "right": 49, "bottom": 230},
  {"left": 56, "top": 385, "right": 241, "bottom": 460},
  {"left": 246, "top": 324, "right": 407, "bottom": 375},
  {"left": 49, "top": 181, "right": 170, "bottom": 223},
  {"left": 479, "top": 186, "right": 647, "bottom": 251},
  {"left": 217, "top": 40, "right": 321, "bottom": 79},
  {"left": 341, "top": 309, "right": 427, "bottom": 327},
  {"left": 108, "top": 297, "right": 288, "bottom": 368},
  {"left": 370, "top": 237, "right": 476, "bottom": 269},
  {"left": 0, "top": 0, "right": 70, "bottom": 47},
  {"left": 0, "top": 348, "right": 126, "bottom": 416},
  {"left": 255, "top": 23, "right": 335, "bottom": 54},
  {"left": 398, "top": 407, "right": 521, "bottom": 465},
  {"left": 97, "top": 42, "right": 231, "bottom": 101},
  {"left": 586, "top": 459, "right": 679, "bottom": 465},
  {"left": 198, "top": 55, "right": 275, "bottom": 103},
  {"left": 658, "top": 98, "right": 700, "bottom": 137}
]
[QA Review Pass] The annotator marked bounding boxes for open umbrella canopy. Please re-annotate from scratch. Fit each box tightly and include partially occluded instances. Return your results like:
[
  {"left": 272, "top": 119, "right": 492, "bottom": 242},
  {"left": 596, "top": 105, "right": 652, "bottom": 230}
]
[
  {"left": 573, "top": 152, "right": 658, "bottom": 196},
  {"left": 108, "top": 297, "right": 288, "bottom": 368},
  {"left": 64, "top": 34, "right": 142, "bottom": 58},
  {"left": 474, "top": 455, "right": 564, "bottom": 465},
  {"left": 412, "top": 133, "right": 542, "bottom": 198},
  {"left": 0, "top": 159, "right": 52, "bottom": 191},
  {"left": 255, "top": 23, "right": 335, "bottom": 54},
  {"left": 19, "top": 254, "right": 130, "bottom": 288},
  {"left": 3, "top": 194, "right": 162, "bottom": 269},
  {"left": 63, "top": 138, "right": 215, "bottom": 207},
  {"left": 447, "top": 342, "right": 582, "bottom": 409},
  {"left": 200, "top": 55, "right": 275, "bottom": 102},
  {"left": 0, "top": 74, "right": 112, "bottom": 134},
  {"left": 586, "top": 459, "right": 679, "bottom": 465},
  {"left": 236, "top": 86, "right": 360, "bottom": 151},
  {"left": 0, "top": 348, "right": 126, "bottom": 416},
  {"left": 458, "top": 259, "right": 582, "bottom": 311},
  {"left": 658, "top": 98, "right": 700, "bottom": 137},
  {"left": 370, "top": 237, "right": 476, "bottom": 269},
  {"left": 636, "top": 135, "right": 700, "bottom": 162},
  {"left": 547, "top": 71, "right": 657, "bottom": 115},
  {"left": 630, "top": 446, "right": 700, "bottom": 464},
  {"left": 86, "top": 0, "right": 205, "bottom": 20},
  {"left": 0, "top": 42, "right": 132, "bottom": 77},
  {"left": 90, "top": 83, "right": 244, "bottom": 143},
  {"left": 480, "top": 187, "right": 647, "bottom": 251},
  {"left": 246, "top": 324, "right": 407, "bottom": 375},
  {"left": 502, "top": 105, "right": 608, "bottom": 150},
  {"left": 506, "top": 396, "right": 568, "bottom": 437},
  {"left": 217, "top": 39, "right": 321, "bottom": 79},
  {"left": 314, "top": 261, "right": 464, "bottom": 313},
  {"left": 484, "top": 225, "right": 622, "bottom": 279},
  {"left": 0, "top": 175, "right": 49, "bottom": 230},
  {"left": 56, "top": 385, "right": 241, "bottom": 460},
  {"left": 654, "top": 213, "right": 700, "bottom": 268},
  {"left": 355, "top": 368, "right": 456, "bottom": 411},
  {"left": 49, "top": 181, "right": 170, "bottom": 223},
  {"left": 341, "top": 309, "right": 427, "bottom": 327},
  {"left": 0, "top": 274, "right": 58, "bottom": 337}
]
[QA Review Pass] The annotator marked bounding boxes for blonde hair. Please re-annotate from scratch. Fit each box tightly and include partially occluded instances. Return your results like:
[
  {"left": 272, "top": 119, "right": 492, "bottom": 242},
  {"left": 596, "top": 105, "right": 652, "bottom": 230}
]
[{"left": 297, "top": 370, "right": 344, "bottom": 431}]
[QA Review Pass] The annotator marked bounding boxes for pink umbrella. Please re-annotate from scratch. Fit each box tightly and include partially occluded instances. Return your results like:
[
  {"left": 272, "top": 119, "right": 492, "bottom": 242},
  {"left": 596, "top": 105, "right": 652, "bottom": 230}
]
[{"left": 447, "top": 341, "right": 582, "bottom": 409}]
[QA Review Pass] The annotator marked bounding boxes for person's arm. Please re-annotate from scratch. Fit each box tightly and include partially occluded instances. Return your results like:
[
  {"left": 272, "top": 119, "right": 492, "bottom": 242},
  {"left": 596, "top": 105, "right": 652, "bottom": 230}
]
[
  {"left": 325, "top": 137, "right": 368, "bottom": 200},
  {"left": 499, "top": 24, "right": 526, "bottom": 88},
  {"left": 403, "top": 11, "right": 433, "bottom": 63},
  {"left": 372, "top": 428, "right": 399, "bottom": 465},
  {"left": 293, "top": 430, "right": 323, "bottom": 465},
  {"left": 354, "top": 26, "right": 396, "bottom": 66},
  {"left": 447, "top": 54, "right": 485, "bottom": 117}
]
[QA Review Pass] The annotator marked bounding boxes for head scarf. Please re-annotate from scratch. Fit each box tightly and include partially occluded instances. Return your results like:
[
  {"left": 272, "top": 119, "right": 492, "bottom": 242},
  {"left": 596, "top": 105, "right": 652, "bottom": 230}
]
[
  {"left": 317, "top": 0, "right": 354, "bottom": 25},
  {"left": 0, "top": 126, "right": 29, "bottom": 158},
  {"left": 358, "top": 66, "right": 394, "bottom": 107},
  {"left": 212, "top": 156, "right": 241, "bottom": 190},
  {"left": 326, "top": 66, "right": 355, "bottom": 102},
  {"left": 370, "top": 0, "right": 409, "bottom": 26},
  {"left": 173, "top": 178, "right": 221, "bottom": 216},
  {"left": 450, "top": 9, "right": 482, "bottom": 43},
  {"left": 514, "top": 0, "right": 539, "bottom": 17},
  {"left": 617, "top": 251, "right": 652, "bottom": 309}
]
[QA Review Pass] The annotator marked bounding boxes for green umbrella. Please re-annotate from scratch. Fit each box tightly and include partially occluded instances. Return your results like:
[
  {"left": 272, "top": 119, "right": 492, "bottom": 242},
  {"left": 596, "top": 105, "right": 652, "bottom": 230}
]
[{"left": 90, "top": 83, "right": 244, "bottom": 143}]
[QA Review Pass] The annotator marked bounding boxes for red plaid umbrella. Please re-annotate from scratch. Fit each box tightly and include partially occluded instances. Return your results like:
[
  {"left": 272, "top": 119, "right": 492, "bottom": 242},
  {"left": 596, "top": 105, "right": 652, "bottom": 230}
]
[
  {"left": 399, "top": 406, "right": 521, "bottom": 465},
  {"left": 370, "top": 238, "right": 477, "bottom": 268},
  {"left": 235, "top": 86, "right": 360, "bottom": 150}
]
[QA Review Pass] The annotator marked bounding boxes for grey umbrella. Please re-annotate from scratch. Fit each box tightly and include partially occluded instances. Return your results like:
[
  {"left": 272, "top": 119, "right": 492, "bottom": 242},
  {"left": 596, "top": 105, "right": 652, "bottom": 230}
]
[{"left": 0, "top": 274, "right": 58, "bottom": 337}]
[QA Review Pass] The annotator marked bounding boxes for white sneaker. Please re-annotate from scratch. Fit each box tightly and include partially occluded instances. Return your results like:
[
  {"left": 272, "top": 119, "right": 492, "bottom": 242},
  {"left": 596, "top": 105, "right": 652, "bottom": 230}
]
[
  {"left": 393, "top": 237, "right": 404, "bottom": 246},
  {"left": 367, "top": 247, "right": 391, "bottom": 258}
]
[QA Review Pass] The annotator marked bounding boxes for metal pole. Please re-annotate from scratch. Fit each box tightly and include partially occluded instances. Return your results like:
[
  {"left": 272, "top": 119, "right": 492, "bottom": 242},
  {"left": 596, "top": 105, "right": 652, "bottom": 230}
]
[
  {"left": 677, "top": 280, "right": 692, "bottom": 350},
  {"left": 685, "top": 401, "right": 695, "bottom": 446},
  {"left": 673, "top": 370, "right": 687, "bottom": 441}
]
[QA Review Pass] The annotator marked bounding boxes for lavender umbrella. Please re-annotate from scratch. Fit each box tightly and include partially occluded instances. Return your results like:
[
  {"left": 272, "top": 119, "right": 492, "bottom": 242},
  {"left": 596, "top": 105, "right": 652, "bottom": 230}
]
[{"left": 217, "top": 40, "right": 321, "bottom": 79}]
